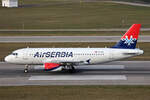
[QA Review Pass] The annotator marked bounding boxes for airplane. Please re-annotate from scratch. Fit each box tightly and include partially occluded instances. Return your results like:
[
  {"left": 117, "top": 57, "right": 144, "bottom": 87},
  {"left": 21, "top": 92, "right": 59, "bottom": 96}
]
[{"left": 4, "top": 24, "right": 144, "bottom": 73}]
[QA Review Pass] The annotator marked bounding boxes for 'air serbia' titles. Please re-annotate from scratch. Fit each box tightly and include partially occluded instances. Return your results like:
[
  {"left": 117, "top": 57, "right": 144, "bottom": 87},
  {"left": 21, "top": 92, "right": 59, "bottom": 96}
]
[{"left": 34, "top": 52, "right": 73, "bottom": 58}]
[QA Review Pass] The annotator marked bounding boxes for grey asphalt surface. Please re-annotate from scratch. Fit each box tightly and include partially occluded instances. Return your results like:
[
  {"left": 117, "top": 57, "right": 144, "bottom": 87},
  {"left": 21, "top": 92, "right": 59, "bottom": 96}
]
[
  {"left": 0, "top": 61, "right": 150, "bottom": 86},
  {"left": 0, "top": 36, "right": 149, "bottom": 42},
  {"left": 0, "top": 28, "right": 150, "bottom": 32},
  {"left": 106, "top": 1, "right": 150, "bottom": 7}
]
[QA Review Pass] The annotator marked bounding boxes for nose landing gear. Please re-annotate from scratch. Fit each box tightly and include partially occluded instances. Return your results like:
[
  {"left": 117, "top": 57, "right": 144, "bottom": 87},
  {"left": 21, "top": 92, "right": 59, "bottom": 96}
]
[{"left": 24, "top": 65, "right": 29, "bottom": 73}]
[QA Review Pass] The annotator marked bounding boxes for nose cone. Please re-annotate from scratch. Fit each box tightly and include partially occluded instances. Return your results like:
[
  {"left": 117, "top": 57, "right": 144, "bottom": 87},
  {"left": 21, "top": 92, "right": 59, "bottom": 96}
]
[{"left": 4, "top": 56, "right": 11, "bottom": 62}]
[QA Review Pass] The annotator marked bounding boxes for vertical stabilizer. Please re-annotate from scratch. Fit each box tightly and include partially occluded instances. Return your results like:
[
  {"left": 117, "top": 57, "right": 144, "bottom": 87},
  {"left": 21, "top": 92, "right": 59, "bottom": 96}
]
[{"left": 112, "top": 24, "right": 141, "bottom": 49}]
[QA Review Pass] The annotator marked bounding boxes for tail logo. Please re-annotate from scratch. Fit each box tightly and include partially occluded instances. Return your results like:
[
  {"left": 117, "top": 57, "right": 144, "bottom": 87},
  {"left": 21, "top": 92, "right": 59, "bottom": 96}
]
[{"left": 122, "top": 35, "right": 137, "bottom": 46}]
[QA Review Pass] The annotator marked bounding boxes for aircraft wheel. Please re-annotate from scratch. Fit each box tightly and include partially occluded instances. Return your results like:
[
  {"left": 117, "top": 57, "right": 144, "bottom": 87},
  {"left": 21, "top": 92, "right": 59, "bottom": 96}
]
[
  {"left": 24, "top": 69, "right": 28, "bottom": 73},
  {"left": 24, "top": 65, "right": 29, "bottom": 73},
  {"left": 69, "top": 66, "right": 76, "bottom": 73}
]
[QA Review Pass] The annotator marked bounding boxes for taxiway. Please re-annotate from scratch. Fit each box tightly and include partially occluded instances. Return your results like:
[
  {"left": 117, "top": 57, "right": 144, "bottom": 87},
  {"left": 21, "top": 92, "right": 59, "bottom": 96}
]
[
  {"left": 0, "top": 36, "right": 150, "bottom": 42},
  {"left": 0, "top": 61, "right": 150, "bottom": 86}
]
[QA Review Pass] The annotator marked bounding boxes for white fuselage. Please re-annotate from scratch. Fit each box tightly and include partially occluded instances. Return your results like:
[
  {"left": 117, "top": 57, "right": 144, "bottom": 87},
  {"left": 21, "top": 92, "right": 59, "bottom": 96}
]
[{"left": 5, "top": 48, "right": 144, "bottom": 65}]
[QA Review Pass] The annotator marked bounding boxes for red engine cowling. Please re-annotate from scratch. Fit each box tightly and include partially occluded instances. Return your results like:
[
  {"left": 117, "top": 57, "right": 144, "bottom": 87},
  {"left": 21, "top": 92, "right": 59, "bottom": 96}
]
[
  {"left": 44, "top": 63, "right": 61, "bottom": 71},
  {"left": 34, "top": 63, "right": 62, "bottom": 71}
]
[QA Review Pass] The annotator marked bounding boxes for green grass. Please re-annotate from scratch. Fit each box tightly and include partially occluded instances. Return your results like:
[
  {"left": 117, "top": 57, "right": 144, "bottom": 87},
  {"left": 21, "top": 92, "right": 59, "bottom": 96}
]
[
  {"left": 0, "top": 86, "right": 150, "bottom": 100},
  {"left": 0, "top": 0, "right": 150, "bottom": 29},
  {"left": 0, "top": 42, "right": 149, "bottom": 61}
]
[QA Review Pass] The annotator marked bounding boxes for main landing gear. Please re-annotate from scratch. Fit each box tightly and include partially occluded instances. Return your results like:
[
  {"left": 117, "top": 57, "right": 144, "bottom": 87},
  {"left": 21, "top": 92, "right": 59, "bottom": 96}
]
[
  {"left": 24, "top": 65, "right": 29, "bottom": 73},
  {"left": 63, "top": 64, "right": 76, "bottom": 73},
  {"left": 68, "top": 65, "right": 76, "bottom": 73}
]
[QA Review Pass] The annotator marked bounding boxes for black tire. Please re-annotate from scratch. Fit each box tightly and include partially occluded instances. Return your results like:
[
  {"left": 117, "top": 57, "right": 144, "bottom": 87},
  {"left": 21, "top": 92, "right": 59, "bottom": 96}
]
[
  {"left": 24, "top": 69, "right": 28, "bottom": 73},
  {"left": 68, "top": 67, "right": 76, "bottom": 73}
]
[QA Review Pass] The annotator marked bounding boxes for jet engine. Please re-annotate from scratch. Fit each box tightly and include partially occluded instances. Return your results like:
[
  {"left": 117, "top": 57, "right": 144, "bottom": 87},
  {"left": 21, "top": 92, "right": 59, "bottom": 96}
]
[{"left": 34, "top": 63, "right": 62, "bottom": 71}]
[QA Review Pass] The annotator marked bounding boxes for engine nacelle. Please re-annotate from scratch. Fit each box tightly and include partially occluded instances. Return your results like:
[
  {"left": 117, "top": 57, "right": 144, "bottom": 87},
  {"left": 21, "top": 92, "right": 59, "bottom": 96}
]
[{"left": 34, "top": 63, "right": 62, "bottom": 71}]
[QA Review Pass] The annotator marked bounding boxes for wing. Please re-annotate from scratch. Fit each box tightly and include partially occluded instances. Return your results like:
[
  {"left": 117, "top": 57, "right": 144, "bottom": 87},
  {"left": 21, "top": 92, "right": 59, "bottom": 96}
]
[
  {"left": 35, "top": 59, "right": 91, "bottom": 71},
  {"left": 43, "top": 59, "right": 91, "bottom": 65}
]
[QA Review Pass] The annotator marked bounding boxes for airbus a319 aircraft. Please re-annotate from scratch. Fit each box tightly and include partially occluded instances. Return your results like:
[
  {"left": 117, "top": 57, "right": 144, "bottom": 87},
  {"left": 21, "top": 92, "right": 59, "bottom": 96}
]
[{"left": 5, "top": 24, "right": 144, "bottom": 73}]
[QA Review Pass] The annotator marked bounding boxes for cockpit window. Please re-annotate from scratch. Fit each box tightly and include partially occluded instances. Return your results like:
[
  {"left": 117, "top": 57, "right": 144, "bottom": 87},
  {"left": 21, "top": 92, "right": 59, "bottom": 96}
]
[{"left": 11, "top": 53, "right": 18, "bottom": 56}]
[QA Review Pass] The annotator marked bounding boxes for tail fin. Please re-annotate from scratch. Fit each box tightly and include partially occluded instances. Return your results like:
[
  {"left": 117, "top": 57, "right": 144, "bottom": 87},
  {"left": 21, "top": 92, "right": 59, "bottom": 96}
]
[{"left": 112, "top": 24, "right": 141, "bottom": 49}]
